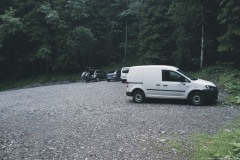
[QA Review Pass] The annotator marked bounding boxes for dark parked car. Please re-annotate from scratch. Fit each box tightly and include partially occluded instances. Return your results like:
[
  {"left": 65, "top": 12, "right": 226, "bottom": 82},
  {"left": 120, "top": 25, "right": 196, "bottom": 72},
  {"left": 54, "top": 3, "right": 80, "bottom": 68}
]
[
  {"left": 92, "top": 70, "right": 107, "bottom": 82},
  {"left": 107, "top": 70, "right": 121, "bottom": 82}
]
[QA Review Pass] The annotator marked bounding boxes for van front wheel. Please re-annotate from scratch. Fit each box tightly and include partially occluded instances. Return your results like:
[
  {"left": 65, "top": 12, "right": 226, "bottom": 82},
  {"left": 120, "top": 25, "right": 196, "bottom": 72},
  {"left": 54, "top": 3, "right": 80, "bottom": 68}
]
[
  {"left": 133, "top": 91, "right": 145, "bottom": 103},
  {"left": 189, "top": 92, "right": 205, "bottom": 106}
]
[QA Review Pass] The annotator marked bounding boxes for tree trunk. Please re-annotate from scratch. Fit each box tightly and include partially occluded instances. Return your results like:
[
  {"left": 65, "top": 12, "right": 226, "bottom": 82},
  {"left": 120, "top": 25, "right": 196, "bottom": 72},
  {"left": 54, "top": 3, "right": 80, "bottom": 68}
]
[
  {"left": 124, "top": 15, "right": 128, "bottom": 63},
  {"left": 200, "top": 0, "right": 205, "bottom": 69},
  {"left": 32, "top": 61, "right": 35, "bottom": 77},
  {"left": 46, "top": 61, "right": 49, "bottom": 74}
]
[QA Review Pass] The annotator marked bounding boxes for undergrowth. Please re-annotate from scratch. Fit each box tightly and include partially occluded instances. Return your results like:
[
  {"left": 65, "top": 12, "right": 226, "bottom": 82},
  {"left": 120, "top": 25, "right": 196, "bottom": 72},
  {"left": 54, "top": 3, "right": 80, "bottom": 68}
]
[
  {"left": 188, "top": 63, "right": 240, "bottom": 159},
  {"left": 0, "top": 73, "right": 82, "bottom": 91},
  {"left": 190, "top": 120, "right": 240, "bottom": 160},
  {"left": 194, "top": 62, "right": 240, "bottom": 106},
  {"left": 164, "top": 63, "right": 240, "bottom": 159},
  {"left": 164, "top": 120, "right": 240, "bottom": 160},
  {"left": 0, "top": 61, "right": 137, "bottom": 92}
]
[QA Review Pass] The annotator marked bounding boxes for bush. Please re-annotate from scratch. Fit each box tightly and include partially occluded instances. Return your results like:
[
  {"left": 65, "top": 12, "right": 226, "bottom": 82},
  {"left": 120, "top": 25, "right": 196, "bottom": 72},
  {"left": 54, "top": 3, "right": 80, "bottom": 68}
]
[
  {"left": 191, "top": 120, "right": 240, "bottom": 160},
  {"left": 193, "top": 63, "right": 240, "bottom": 106}
]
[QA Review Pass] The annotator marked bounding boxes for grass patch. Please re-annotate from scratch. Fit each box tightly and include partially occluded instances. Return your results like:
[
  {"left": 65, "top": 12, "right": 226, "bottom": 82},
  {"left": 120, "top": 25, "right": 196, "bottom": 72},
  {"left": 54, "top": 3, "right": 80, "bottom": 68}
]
[
  {"left": 139, "top": 133, "right": 194, "bottom": 159},
  {"left": 157, "top": 120, "right": 240, "bottom": 160},
  {"left": 190, "top": 120, "right": 240, "bottom": 160},
  {"left": 0, "top": 73, "right": 82, "bottom": 92}
]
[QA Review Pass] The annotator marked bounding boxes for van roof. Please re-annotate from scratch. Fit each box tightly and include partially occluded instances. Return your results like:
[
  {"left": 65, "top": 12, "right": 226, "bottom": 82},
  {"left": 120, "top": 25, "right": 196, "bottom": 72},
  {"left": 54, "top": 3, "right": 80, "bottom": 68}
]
[
  {"left": 121, "top": 67, "right": 130, "bottom": 70},
  {"left": 131, "top": 65, "right": 179, "bottom": 71}
]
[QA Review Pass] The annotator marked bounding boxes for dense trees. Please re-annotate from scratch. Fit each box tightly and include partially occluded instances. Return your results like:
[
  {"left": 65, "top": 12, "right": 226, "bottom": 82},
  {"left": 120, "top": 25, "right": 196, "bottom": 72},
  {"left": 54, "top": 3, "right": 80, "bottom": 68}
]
[
  {"left": 138, "top": 1, "right": 173, "bottom": 65},
  {"left": 217, "top": 0, "right": 240, "bottom": 64},
  {"left": 0, "top": 0, "right": 239, "bottom": 80}
]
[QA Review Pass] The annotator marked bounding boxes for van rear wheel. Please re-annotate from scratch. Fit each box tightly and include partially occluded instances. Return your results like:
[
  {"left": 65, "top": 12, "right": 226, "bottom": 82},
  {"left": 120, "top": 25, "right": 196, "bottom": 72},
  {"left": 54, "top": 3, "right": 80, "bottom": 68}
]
[
  {"left": 133, "top": 91, "right": 145, "bottom": 103},
  {"left": 189, "top": 92, "right": 205, "bottom": 106}
]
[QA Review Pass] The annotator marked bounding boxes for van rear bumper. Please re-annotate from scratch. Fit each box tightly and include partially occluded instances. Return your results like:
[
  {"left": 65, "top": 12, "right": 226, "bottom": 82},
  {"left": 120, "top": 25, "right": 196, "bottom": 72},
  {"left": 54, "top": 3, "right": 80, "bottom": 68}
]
[
  {"left": 126, "top": 92, "right": 132, "bottom": 96},
  {"left": 202, "top": 89, "right": 218, "bottom": 101}
]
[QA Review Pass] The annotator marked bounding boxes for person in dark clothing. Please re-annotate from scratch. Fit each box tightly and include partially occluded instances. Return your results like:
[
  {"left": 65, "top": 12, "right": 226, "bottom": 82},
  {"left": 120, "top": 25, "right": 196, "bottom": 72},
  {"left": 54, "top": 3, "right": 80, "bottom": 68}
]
[{"left": 85, "top": 71, "right": 90, "bottom": 83}]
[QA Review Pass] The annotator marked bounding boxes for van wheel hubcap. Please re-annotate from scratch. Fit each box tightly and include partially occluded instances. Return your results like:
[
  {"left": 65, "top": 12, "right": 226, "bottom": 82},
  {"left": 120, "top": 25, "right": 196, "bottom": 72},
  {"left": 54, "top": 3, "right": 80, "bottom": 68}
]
[
  {"left": 133, "top": 91, "right": 144, "bottom": 103},
  {"left": 135, "top": 94, "right": 142, "bottom": 102},
  {"left": 193, "top": 95, "right": 201, "bottom": 103},
  {"left": 189, "top": 92, "right": 205, "bottom": 105}
]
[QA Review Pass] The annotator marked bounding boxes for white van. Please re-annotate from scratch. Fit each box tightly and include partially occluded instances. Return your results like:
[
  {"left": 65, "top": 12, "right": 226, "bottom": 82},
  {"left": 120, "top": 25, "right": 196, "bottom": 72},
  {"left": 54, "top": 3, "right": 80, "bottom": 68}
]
[
  {"left": 126, "top": 65, "right": 218, "bottom": 105},
  {"left": 120, "top": 67, "right": 130, "bottom": 83}
]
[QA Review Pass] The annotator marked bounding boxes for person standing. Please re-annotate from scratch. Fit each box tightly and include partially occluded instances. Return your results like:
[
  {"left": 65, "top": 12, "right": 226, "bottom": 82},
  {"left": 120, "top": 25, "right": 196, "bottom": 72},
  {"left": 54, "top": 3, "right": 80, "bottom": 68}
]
[
  {"left": 81, "top": 71, "right": 86, "bottom": 82},
  {"left": 85, "top": 71, "right": 90, "bottom": 83}
]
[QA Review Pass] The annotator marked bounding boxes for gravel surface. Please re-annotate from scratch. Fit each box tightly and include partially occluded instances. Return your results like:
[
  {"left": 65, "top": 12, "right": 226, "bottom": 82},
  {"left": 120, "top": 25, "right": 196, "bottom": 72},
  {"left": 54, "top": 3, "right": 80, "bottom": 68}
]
[{"left": 0, "top": 81, "right": 240, "bottom": 159}]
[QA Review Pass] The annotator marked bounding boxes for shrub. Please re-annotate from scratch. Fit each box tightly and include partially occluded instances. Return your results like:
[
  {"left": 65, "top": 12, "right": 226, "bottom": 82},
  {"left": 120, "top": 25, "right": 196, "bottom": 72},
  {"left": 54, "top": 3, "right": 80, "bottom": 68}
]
[
  {"left": 191, "top": 120, "right": 240, "bottom": 160},
  {"left": 194, "top": 63, "right": 240, "bottom": 106}
]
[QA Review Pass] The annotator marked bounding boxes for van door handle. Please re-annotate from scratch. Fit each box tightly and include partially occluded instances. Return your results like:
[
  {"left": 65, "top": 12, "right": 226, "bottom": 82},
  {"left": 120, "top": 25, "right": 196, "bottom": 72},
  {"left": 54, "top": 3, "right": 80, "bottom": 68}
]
[
  {"left": 163, "top": 84, "right": 168, "bottom": 87},
  {"left": 156, "top": 84, "right": 161, "bottom": 86}
]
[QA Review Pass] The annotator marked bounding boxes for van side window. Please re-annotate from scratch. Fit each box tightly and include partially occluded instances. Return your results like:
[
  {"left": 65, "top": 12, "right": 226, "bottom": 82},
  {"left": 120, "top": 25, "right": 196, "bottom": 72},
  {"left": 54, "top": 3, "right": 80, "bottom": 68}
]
[{"left": 162, "top": 70, "right": 183, "bottom": 82}]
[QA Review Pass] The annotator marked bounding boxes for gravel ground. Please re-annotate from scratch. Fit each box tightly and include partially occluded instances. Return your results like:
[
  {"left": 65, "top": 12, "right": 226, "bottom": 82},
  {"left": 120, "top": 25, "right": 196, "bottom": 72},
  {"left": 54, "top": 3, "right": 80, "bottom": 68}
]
[{"left": 0, "top": 81, "right": 240, "bottom": 160}]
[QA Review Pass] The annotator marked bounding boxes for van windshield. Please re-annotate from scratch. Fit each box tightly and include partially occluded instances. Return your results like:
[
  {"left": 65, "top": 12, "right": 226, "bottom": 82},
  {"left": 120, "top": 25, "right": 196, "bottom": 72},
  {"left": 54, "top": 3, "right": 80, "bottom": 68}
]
[{"left": 177, "top": 69, "right": 198, "bottom": 80}]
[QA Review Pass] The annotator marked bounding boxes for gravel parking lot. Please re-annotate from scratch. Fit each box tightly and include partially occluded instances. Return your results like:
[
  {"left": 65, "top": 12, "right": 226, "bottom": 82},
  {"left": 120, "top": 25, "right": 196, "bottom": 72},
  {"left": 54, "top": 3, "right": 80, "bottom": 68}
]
[{"left": 1, "top": 81, "right": 240, "bottom": 159}]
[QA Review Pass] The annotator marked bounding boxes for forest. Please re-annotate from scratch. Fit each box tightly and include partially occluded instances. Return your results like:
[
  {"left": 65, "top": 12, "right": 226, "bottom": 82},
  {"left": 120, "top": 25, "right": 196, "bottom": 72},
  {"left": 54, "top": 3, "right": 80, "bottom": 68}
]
[{"left": 0, "top": 0, "right": 239, "bottom": 81}]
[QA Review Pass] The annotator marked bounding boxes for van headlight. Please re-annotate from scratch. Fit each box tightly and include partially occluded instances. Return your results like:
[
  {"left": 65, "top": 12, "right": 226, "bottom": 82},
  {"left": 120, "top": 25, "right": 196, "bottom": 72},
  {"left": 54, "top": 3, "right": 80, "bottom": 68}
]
[{"left": 205, "top": 85, "right": 214, "bottom": 90}]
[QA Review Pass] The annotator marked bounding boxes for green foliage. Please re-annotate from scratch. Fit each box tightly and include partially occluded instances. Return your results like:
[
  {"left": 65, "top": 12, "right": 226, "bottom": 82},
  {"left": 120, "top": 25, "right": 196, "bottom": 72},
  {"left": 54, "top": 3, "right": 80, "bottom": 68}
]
[
  {"left": 0, "top": 73, "right": 81, "bottom": 92},
  {"left": 118, "top": 0, "right": 142, "bottom": 17},
  {"left": 0, "top": 57, "right": 4, "bottom": 62},
  {"left": 0, "top": 8, "right": 24, "bottom": 35},
  {"left": 36, "top": 45, "right": 52, "bottom": 61},
  {"left": 0, "top": 0, "right": 240, "bottom": 80},
  {"left": 194, "top": 63, "right": 240, "bottom": 105},
  {"left": 38, "top": 2, "right": 60, "bottom": 26},
  {"left": 137, "top": 0, "right": 222, "bottom": 70},
  {"left": 54, "top": 26, "right": 97, "bottom": 70},
  {"left": 217, "top": 0, "right": 240, "bottom": 64},
  {"left": 191, "top": 120, "right": 240, "bottom": 160},
  {"left": 71, "top": 26, "right": 96, "bottom": 45},
  {"left": 138, "top": 0, "right": 172, "bottom": 65},
  {"left": 117, "top": 0, "right": 142, "bottom": 63},
  {"left": 168, "top": 0, "right": 202, "bottom": 69},
  {"left": 66, "top": 0, "right": 89, "bottom": 21},
  {"left": 103, "top": 60, "right": 137, "bottom": 71},
  {"left": 0, "top": 7, "right": 25, "bottom": 53},
  {"left": 0, "top": 7, "right": 26, "bottom": 78},
  {"left": 151, "top": 116, "right": 240, "bottom": 159}
]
